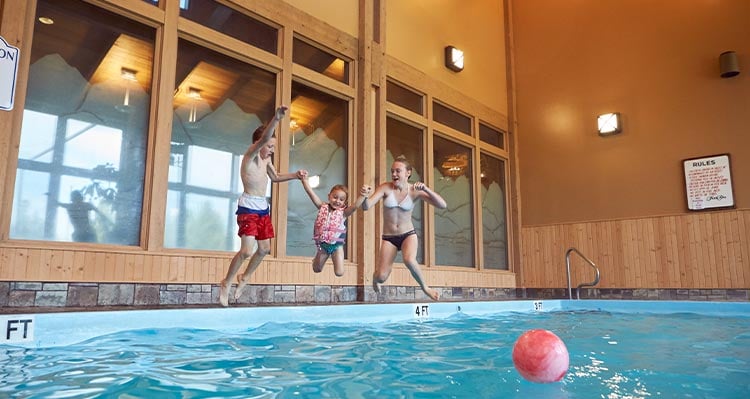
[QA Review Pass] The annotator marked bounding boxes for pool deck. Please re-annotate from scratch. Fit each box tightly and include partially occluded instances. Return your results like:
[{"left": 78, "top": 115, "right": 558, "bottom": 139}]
[{"left": 3, "top": 299, "right": 749, "bottom": 348}]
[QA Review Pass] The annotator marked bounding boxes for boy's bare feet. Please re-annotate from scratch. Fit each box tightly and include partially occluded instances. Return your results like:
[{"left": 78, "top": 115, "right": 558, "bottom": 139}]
[
  {"left": 219, "top": 281, "right": 230, "bottom": 307},
  {"left": 234, "top": 275, "right": 248, "bottom": 300}
]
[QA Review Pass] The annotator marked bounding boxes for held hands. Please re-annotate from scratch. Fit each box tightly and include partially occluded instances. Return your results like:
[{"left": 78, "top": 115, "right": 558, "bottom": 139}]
[
  {"left": 360, "top": 185, "right": 373, "bottom": 197},
  {"left": 296, "top": 169, "right": 308, "bottom": 180},
  {"left": 275, "top": 105, "right": 289, "bottom": 121}
]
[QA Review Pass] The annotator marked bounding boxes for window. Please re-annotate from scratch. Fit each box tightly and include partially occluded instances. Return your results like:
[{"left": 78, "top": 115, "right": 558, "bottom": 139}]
[
  {"left": 286, "top": 82, "right": 349, "bottom": 256},
  {"left": 293, "top": 38, "right": 350, "bottom": 84},
  {"left": 180, "top": 0, "right": 278, "bottom": 54},
  {"left": 386, "top": 80, "right": 423, "bottom": 115},
  {"left": 433, "top": 101, "right": 471, "bottom": 136},
  {"left": 165, "top": 38, "right": 277, "bottom": 251},
  {"left": 10, "top": 0, "right": 154, "bottom": 245},
  {"left": 480, "top": 153, "right": 508, "bottom": 269},
  {"left": 385, "top": 117, "right": 425, "bottom": 264},
  {"left": 480, "top": 122, "right": 505, "bottom": 149},
  {"left": 433, "top": 135, "right": 475, "bottom": 267}
]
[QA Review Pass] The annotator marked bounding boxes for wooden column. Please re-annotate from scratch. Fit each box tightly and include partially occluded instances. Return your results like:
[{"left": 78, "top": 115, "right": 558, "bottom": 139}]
[
  {"left": 356, "top": 0, "right": 386, "bottom": 300},
  {"left": 143, "top": 0, "right": 179, "bottom": 251}
]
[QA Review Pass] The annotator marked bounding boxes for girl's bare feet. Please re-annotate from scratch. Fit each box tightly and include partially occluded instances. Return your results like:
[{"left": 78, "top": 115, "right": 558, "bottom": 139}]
[
  {"left": 372, "top": 279, "right": 382, "bottom": 294},
  {"left": 424, "top": 287, "right": 440, "bottom": 301}
]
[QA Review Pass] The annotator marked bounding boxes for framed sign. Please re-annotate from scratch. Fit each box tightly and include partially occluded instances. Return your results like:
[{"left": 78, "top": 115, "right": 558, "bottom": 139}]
[
  {"left": 0, "top": 35, "right": 20, "bottom": 111},
  {"left": 683, "top": 154, "right": 735, "bottom": 211}
]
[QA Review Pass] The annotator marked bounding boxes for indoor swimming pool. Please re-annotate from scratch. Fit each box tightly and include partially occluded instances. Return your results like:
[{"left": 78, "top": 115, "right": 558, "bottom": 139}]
[{"left": 2, "top": 300, "right": 749, "bottom": 398}]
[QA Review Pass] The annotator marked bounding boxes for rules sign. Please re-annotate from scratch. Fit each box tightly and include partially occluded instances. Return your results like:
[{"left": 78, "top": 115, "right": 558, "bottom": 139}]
[{"left": 0, "top": 35, "right": 20, "bottom": 111}]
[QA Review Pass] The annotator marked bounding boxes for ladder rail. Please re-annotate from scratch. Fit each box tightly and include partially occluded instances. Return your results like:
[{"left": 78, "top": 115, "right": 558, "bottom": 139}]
[{"left": 565, "top": 247, "right": 601, "bottom": 299}]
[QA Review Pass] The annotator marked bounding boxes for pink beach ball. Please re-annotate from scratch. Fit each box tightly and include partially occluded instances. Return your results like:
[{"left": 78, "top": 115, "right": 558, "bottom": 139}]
[{"left": 512, "top": 329, "right": 569, "bottom": 383}]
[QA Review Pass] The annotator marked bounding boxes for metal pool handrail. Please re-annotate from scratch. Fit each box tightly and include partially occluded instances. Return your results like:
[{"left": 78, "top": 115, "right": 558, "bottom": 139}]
[{"left": 566, "top": 247, "right": 601, "bottom": 299}]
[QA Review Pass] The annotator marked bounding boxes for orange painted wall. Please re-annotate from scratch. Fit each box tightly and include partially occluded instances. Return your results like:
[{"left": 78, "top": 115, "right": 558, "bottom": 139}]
[
  {"left": 512, "top": 0, "right": 750, "bottom": 226},
  {"left": 386, "top": 0, "right": 508, "bottom": 115},
  {"left": 279, "top": 0, "right": 509, "bottom": 116},
  {"left": 281, "top": 0, "right": 358, "bottom": 38}
]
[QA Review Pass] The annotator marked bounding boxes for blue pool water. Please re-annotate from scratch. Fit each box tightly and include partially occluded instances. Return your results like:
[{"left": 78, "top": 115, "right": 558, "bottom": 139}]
[{"left": 1, "top": 301, "right": 750, "bottom": 398}]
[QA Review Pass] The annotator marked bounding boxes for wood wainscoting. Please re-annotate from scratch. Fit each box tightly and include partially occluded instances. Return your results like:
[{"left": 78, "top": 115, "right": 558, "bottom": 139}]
[{"left": 520, "top": 209, "right": 750, "bottom": 290}]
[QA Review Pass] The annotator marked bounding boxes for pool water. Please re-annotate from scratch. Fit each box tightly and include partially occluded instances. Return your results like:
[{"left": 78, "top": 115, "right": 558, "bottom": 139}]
[{"left": 2, "top": 310, "right": 749, "bottom": 398}]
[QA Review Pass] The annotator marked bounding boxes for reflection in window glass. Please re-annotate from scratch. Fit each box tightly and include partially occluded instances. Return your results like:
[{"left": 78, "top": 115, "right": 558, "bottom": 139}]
[
  {"left": 186, "top": 146, "right": 232, "bottom": 191},
  {"left": 62, "top": 119, "right": 122, "bottom": 170},
  {"left": 166, "top": 38, "right": 277, "bottom": 251},
  {"left": 386, "top": 80, "right": 423, "bottom": 115},
  {"left": 168, "top": 144, "right": 185, "bottom": 183},
  {"left": 293, "top": 38, "right": 350, "bottom": 84},
  {"left": 480, "top": 154, "right": 508, "bottom": 270},
  {"left": 385, "top": 117, "right": 424, "bottom": 264},
  {"left": 56, "top": 175, "right": 117, "bottom": 243},
  {"left": 480, "top": 123, "right": 505, "bottom": 149},
  {"left": 180, "top": 0, "right": 278, "bottom": 54},
  {"left": 17, "top": 110, "right": 56, "bottom": 163},
  {"left": 184, "top": 193, "right": 231, "bottom": 250},
  {"left": 433, "top": 101, "right": 471, "bottom": 136},
  {"left": 164, "top": 190, "right": 181, "bottom": 248},
  {"left": 10, "top": 170, "right": 49, "bottom": 240},
  {"left": 433, "top": 135, "right": 474, "bottom": 267},
  {"left": 287, "top": 82, "right": 349, "bottom": 256},
  {"left": 10, "top": 0, "right": 153, "bottom": 245}
]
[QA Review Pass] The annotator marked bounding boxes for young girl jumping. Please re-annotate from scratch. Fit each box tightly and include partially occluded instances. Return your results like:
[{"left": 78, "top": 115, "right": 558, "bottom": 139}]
[{"left": 301, "top": 175, "right": 371, "bottom": 276}]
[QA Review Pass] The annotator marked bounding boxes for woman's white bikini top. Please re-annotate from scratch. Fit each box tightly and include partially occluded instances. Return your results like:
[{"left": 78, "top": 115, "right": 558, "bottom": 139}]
[{"left": 383, "top": 184, "right": 414, "bottom": 211}]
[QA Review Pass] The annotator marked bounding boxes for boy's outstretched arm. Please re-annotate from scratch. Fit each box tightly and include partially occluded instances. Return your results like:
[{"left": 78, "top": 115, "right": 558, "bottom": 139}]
[
  {"left": 244, "top": 105, "right": 288, "bottom": 159},
  {"left": 268, "top": 164, "right": 307, "bottom": 183}
]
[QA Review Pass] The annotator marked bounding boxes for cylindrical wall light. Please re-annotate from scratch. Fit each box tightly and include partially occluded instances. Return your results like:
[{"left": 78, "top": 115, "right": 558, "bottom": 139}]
[{"left": 719, "top": 51, "right": 740, "bottom": 78}]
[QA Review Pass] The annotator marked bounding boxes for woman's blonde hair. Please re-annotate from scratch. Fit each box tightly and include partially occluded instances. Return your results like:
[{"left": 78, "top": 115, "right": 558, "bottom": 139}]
[{"left": 393, "top": 155, "right": 413, "bottom": 179}]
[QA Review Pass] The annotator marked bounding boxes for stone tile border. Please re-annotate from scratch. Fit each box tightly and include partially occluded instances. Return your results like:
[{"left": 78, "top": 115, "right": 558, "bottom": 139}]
[{"left": 0, "top": 282, "right": 747, "bottom": 311}]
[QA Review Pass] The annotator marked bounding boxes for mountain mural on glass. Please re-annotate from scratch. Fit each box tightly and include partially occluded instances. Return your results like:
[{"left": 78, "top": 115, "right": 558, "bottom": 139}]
[
  {"left": 16, "top": 54, "right": 147, "bottom": 245},
  {"left": 173, "top": 97, "right": 262, "bottom": 155},
  {"left": 481, "top": 181, "right": 507, "bottom": 269},
  {"left": 286, "top": 128, "right": 506, "bottom": 267},
  {"left": 20, "top": 54, "right": 506, "bottom": 260}
]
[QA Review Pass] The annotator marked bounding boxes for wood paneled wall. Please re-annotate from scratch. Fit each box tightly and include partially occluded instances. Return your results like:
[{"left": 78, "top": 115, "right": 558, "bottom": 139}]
[
  {"left": 0, "top": 244, "right": 516, "bottom": 289},
  {"left": 0, "top": 246, "right": 359, "bottom": 285},
  {"left": 520, "top": 209, "right": 750, "bottom": 289}
]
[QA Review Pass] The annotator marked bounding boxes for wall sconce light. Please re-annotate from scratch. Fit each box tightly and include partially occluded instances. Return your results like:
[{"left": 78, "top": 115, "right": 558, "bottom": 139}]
[
  {"left": 444, "top": 46, "right": 464, "bottom": 72},
  {"left": 719, "top": 51, "right": 740, "bottom": 78},
  {"left": 597, "top": 112, "right": 621, "bottom": 135}
]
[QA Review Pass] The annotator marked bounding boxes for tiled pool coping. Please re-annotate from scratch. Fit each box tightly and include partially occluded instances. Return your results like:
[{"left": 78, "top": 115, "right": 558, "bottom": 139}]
[
  {"left": 2, "top": 281, "right": 748, "bottom": 309},
  {"left": 3, "top": 300, "right": 749, "bottom": 348}
]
